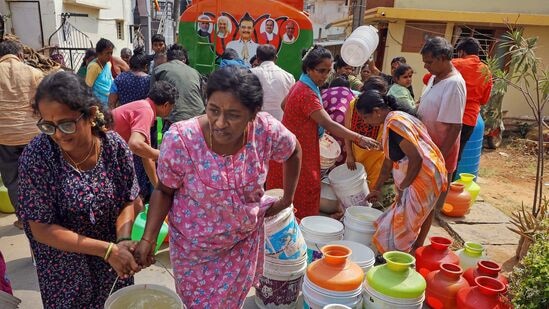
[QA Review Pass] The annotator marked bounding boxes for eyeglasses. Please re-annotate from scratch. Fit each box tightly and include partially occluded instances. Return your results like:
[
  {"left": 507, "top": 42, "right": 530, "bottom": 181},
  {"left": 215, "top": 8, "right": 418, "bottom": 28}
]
[
  {"left": 37, "top": 113, "right": 85, "bottom": 135},
  {"left": 313, "top": 67, "right": 331, "bottom": 75}
]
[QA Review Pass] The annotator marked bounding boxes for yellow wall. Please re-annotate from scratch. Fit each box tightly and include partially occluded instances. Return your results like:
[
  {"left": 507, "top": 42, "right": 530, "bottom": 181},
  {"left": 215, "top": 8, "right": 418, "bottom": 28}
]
[
  {"left": 394, "top": 0, "right": 549, "bottom": 15},
  {"left": 502, "top": 26, "right": 549, "bottom": 117},
  {"left": 380, "top": 22, "right": 549, "bottom": 117}
]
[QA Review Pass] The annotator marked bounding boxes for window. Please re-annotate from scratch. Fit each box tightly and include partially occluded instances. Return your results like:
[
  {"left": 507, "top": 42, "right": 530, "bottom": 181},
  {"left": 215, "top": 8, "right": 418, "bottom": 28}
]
[
  {"left": 116, "top": 20, "right": 124, "bottom": 40},
  {"left": 401, "top": 22, "right": 446, "bottom": 53}
]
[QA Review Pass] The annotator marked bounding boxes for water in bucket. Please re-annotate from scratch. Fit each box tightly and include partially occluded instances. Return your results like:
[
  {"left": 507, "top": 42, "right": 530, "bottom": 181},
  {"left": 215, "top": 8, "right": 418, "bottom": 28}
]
[
  {"left": 105, "top": 284, "right": 184, "bottom": 309},
  {"left": 340, "top": 25, "right": 379, "bottom": 67}
]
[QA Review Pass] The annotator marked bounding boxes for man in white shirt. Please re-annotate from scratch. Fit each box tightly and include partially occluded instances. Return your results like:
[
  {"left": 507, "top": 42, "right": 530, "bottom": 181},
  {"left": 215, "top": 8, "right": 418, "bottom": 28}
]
[
  {"left": 282, "top": 21, "right": 297, "bottom": 43},
  {"left": 415, "top": 36, "right": 466, "bottom": 250},
  {"left": 226, "top": 13, "right": 258, "bottom": 64},
  {"left": 260, "top": 19, "right": 276, "bottom": 42},
  {"left": 251, "top": 44, "right": 295, "bottom": 121}
]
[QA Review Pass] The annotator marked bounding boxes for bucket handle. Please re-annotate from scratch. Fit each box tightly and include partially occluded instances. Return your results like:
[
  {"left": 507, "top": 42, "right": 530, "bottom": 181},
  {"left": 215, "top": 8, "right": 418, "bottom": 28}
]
[{"left": 107, "top": 259, "right": 176, "bottom": 297}]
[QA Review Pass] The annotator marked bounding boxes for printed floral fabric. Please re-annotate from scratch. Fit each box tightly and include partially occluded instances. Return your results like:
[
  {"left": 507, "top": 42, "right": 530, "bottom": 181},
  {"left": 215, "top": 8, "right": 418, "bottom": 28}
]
[
  {"left": 17, "top": 132, "right": 139, "bottom": 308},
  {"left": 157, "top": 112, "right": 296, "bottom": 308}
]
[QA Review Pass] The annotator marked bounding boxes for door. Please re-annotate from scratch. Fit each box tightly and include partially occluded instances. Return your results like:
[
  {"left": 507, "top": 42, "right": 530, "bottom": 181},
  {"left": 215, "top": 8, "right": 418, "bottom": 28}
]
[{"left": 8, "top": 1, "right": 44, "bottom": 49}]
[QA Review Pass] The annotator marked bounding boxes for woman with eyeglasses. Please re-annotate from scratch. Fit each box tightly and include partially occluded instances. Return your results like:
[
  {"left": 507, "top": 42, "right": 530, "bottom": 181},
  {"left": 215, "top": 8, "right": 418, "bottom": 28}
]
[
  {"left": 16, "top": 71, "right": 141, "bottom": 308},
  {"left": 267, "top": 45, "right": 380, "bottom": 219}
]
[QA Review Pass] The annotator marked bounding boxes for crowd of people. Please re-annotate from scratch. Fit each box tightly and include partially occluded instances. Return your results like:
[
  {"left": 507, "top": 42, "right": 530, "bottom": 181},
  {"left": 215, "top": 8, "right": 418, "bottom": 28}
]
[{"left": 0, "top": 31, "right": 493, "bottom": 308}]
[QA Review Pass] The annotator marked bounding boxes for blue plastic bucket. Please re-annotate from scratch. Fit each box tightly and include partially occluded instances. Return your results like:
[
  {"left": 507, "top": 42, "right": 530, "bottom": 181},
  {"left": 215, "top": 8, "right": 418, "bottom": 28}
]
[{"left": 455, "top": 116, "right": 484, "bottom": 180}]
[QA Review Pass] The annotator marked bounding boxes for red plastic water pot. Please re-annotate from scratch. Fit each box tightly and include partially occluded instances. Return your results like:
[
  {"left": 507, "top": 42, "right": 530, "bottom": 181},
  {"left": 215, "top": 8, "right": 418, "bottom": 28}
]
[
  {"left": 415, "top": 236, "right": 460, "bottom": 278},
  {"left": 456, "top": 276, "right": 511, "bottom": 309},
  {"left": 426, "top": 263, "right": 470, "bottom": 309},
  {"left": 463, "top": 260, "right": 508, "bottom": 288}
]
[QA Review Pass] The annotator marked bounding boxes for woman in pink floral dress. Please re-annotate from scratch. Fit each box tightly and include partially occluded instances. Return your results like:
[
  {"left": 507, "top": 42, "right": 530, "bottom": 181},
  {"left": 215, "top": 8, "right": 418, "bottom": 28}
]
[{"left": 134, "top": 66, "right": 302, "bottom": 308}]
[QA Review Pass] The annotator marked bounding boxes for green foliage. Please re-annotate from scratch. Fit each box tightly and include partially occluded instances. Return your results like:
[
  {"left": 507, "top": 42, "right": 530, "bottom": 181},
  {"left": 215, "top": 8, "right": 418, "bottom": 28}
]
[{"left": 509, "top": 220, "right": 549, "bottom": 309}]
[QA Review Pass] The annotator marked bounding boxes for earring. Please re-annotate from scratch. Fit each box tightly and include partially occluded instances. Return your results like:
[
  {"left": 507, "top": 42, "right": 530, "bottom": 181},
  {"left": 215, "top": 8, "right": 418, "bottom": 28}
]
[{"left": 91, "top": 119, "right": 97, "bottom": 127}]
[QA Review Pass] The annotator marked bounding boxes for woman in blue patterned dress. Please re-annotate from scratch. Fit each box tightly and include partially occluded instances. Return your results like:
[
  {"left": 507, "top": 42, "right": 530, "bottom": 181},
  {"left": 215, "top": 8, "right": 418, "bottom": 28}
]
[
  {"left": 108, "top": 47, "right": 151, "bottom": 109},
  {"left": 17, "top": 71, "right": 141, "bottom": 308}
]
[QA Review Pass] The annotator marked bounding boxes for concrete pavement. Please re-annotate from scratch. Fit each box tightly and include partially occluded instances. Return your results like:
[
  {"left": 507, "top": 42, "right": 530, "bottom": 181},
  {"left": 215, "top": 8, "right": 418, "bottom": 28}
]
[{"left": 0, "top": 199, "right": 517, "bottom": 308}]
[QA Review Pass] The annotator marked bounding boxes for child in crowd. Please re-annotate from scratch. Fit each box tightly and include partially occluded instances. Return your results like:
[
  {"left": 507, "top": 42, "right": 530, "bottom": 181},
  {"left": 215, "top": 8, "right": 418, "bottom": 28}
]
[{"left": 388, "top": 63, "right": 415, "bottom": 109}]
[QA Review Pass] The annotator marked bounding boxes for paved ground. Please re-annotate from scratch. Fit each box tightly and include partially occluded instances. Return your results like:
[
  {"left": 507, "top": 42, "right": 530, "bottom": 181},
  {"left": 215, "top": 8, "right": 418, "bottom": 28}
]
[{"left": 0, "top": 198, "right": 517, "bottom": 308}]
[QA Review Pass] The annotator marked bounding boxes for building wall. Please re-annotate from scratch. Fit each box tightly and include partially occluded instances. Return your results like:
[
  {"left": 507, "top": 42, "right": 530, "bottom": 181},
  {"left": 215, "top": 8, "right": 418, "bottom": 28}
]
[
  {"left": 394, "top": 0, "right": 549, "bottom": 15},
  {"left": 306, "top": 0, "right": 349, "bottom": 40},
  {"left": 1, "top": 0, "right": 133, "bottom": 51},
  {"left": 380, "top": 20, "right": 549, "bottom": 117}
]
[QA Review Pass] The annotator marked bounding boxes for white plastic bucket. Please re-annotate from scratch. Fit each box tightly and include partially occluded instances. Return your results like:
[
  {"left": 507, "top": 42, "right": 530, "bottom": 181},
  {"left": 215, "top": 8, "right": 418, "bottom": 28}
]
[
  {"left": 255, "top": 255, "right": 307, "bottom": 309},
  {"left": 328, "top": 240, "right": 375, "bottom": 274},
  {"left": 320, "top": 134, "right": 341, "bottom": 170},
  {"left": 0, "top": 291, "right": 21, "bottom": 309},
  {"left": 323, "top": 305, "right": 352, "bottom": 309},
  {"left": 303, "top": 275, "right": 363, "bottom": 309},
  {"left": 300, "top": 216, "right": 344, "bottom": 264},
  {"left": 104, "top": 284, "right": 185, "bottom": 309},
  {"left": 328, "top": 164, "right": 370, "bottom": 209},
  {"left": 340, "top": 25, "right": 379, "bottom": 67},
  {"left": 362, "top": 281, "right": 425, "bottom": 309},
  {"left": 343, "top": 206, "right": 383, "bottom": 248},
  {"left": 264, "top": 205, "right": 307, "bottom": 260},
  {"left": 320, "top": 178, "right": 339, "bottom": 214}
]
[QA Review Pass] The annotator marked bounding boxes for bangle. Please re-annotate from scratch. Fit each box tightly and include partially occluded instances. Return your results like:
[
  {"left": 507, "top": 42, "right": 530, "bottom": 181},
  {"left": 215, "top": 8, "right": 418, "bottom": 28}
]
[
  {"left": 141, "top": 237, "right": 155, "bottom": 247},
  {"left": 115, "top": 237, "right": 132, "bottom": 244},
  {"left": 104, "top": 242, "right": 114, "bottom": 261}
]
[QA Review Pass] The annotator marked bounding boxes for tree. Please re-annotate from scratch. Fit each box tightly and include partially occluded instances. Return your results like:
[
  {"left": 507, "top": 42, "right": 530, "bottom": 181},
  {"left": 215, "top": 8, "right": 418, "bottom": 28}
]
[{"left": 487, "top": 26, "right": 549, "bottom": 258}]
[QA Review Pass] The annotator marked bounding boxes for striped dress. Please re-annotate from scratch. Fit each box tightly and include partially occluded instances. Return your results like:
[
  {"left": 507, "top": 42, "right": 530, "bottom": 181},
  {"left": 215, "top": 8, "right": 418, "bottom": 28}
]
[{"left": 372, "top": 111, "right": 448, "bottom": 253}]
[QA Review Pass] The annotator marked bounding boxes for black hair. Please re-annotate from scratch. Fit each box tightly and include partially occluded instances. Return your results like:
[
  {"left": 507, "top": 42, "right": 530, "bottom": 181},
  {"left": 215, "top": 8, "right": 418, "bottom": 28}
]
[
  {"left": 151, "top": 33, "right": 166, "bottom": 43},
  {"left": 129, "top": 47, "right": 148, "bottom": 71},
  {"left": 148, "top": 81, "right": 179, "bottom": 105},
  {"left": 240, "top": 13, "right": 254, "bottom": 24},
  {"left": 33, "top": 71, "right": 113, "bottom": 136},
  {"left": 249, "top": 55, "right": 257, "bottom": 65},
  {"left": 393, "top": 63, "right": 413, "bottom": 80},
  {"left": 334, "top": 54, "right": 350, "bottom": 70},
  {"left": 95, "top": 38, "right": 114, "bottom": 53},
  {"left": 206, "top": 66, "right": 263, "bottom": 113},
  {"left": 420, "top": 36, "right": 453, "bottom": 60},
  {"left": 256, "top": 44, "right": 276, "bottom": 62},
  {"left": 83, "top": 48, "right": 96, "bottom": 62},
  {"left": 356, "top": 89, "right": 417, "bottom": 117},
  {"left": 167, "top": 44, "right": 188, "bottom": 63},
  {"left": 456, "top": 37, "right": 481, "bottom": 55},
  {"left": 329, "top": 76, "right": 350, "bottom": 88},
  {"left": 302, "top": 45, "right": 332, "bottom": 74},
  {"left": 391, "top": 56, "right": 407, "bottom": 65},
  {"left": 221, "top": 48, "right": 240, "bottom": 60},
  {"left": 361, "top": 75, "right": 388, "bottom": 94},
  {"left": 0, "top": 40, "right": 22, "bottom": 57}
]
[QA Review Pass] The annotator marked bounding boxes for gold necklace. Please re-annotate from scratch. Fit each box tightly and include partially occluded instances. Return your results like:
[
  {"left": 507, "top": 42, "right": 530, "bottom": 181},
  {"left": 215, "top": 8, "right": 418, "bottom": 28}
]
[
  {"left": 209, "top": 123, "right": 248, "bottom": 156},
  {"left": 63, "top": 138, "right": 97, "bottom": 170}
]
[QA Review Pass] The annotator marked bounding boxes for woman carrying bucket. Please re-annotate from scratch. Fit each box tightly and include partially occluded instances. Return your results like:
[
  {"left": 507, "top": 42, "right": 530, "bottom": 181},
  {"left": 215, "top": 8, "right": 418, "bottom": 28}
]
[
  {"left": 345, "top": 76, "right": 395, "bottom": 208},
  {"left": 359, "top": 90, "right": 448, "bottom": 254},
  {"left": 133, "top": 66, "right": 302, "bottom": 308},
  {"left": 267, "top": 45, "right": 379, "bottom": 220},
  {"left": 17, "top": 72, "right": 141, "bottom": 308}
]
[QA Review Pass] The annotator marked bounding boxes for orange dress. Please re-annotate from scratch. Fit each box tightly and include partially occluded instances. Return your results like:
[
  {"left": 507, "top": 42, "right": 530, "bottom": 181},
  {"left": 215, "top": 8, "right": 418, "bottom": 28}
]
[{"left": 267, "top": 81, "right": 322, "bottom": 219}]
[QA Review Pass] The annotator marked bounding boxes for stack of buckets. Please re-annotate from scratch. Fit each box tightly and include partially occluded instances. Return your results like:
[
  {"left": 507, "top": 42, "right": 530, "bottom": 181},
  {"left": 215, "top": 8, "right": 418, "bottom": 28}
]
[
  {"left": 255, "top": 192, "right": 308, "bottom": 309},
  {"left": 299, "top": 216, "right": 344, "bottom": 264},
  {"left": 320, "top": 134, "right": 341, "bottom": 171},
  {"left": 303, "top": 245, "right": 365, "bottom": 309},
  {"left": 343, "top": 206, "right": 383, "bottom": 248},
  {"left": 328, "top": 164, "right": 370, "bottom": 209},
  {"left": 329, "top": 240, "right": 375, "bottom": 274}
]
